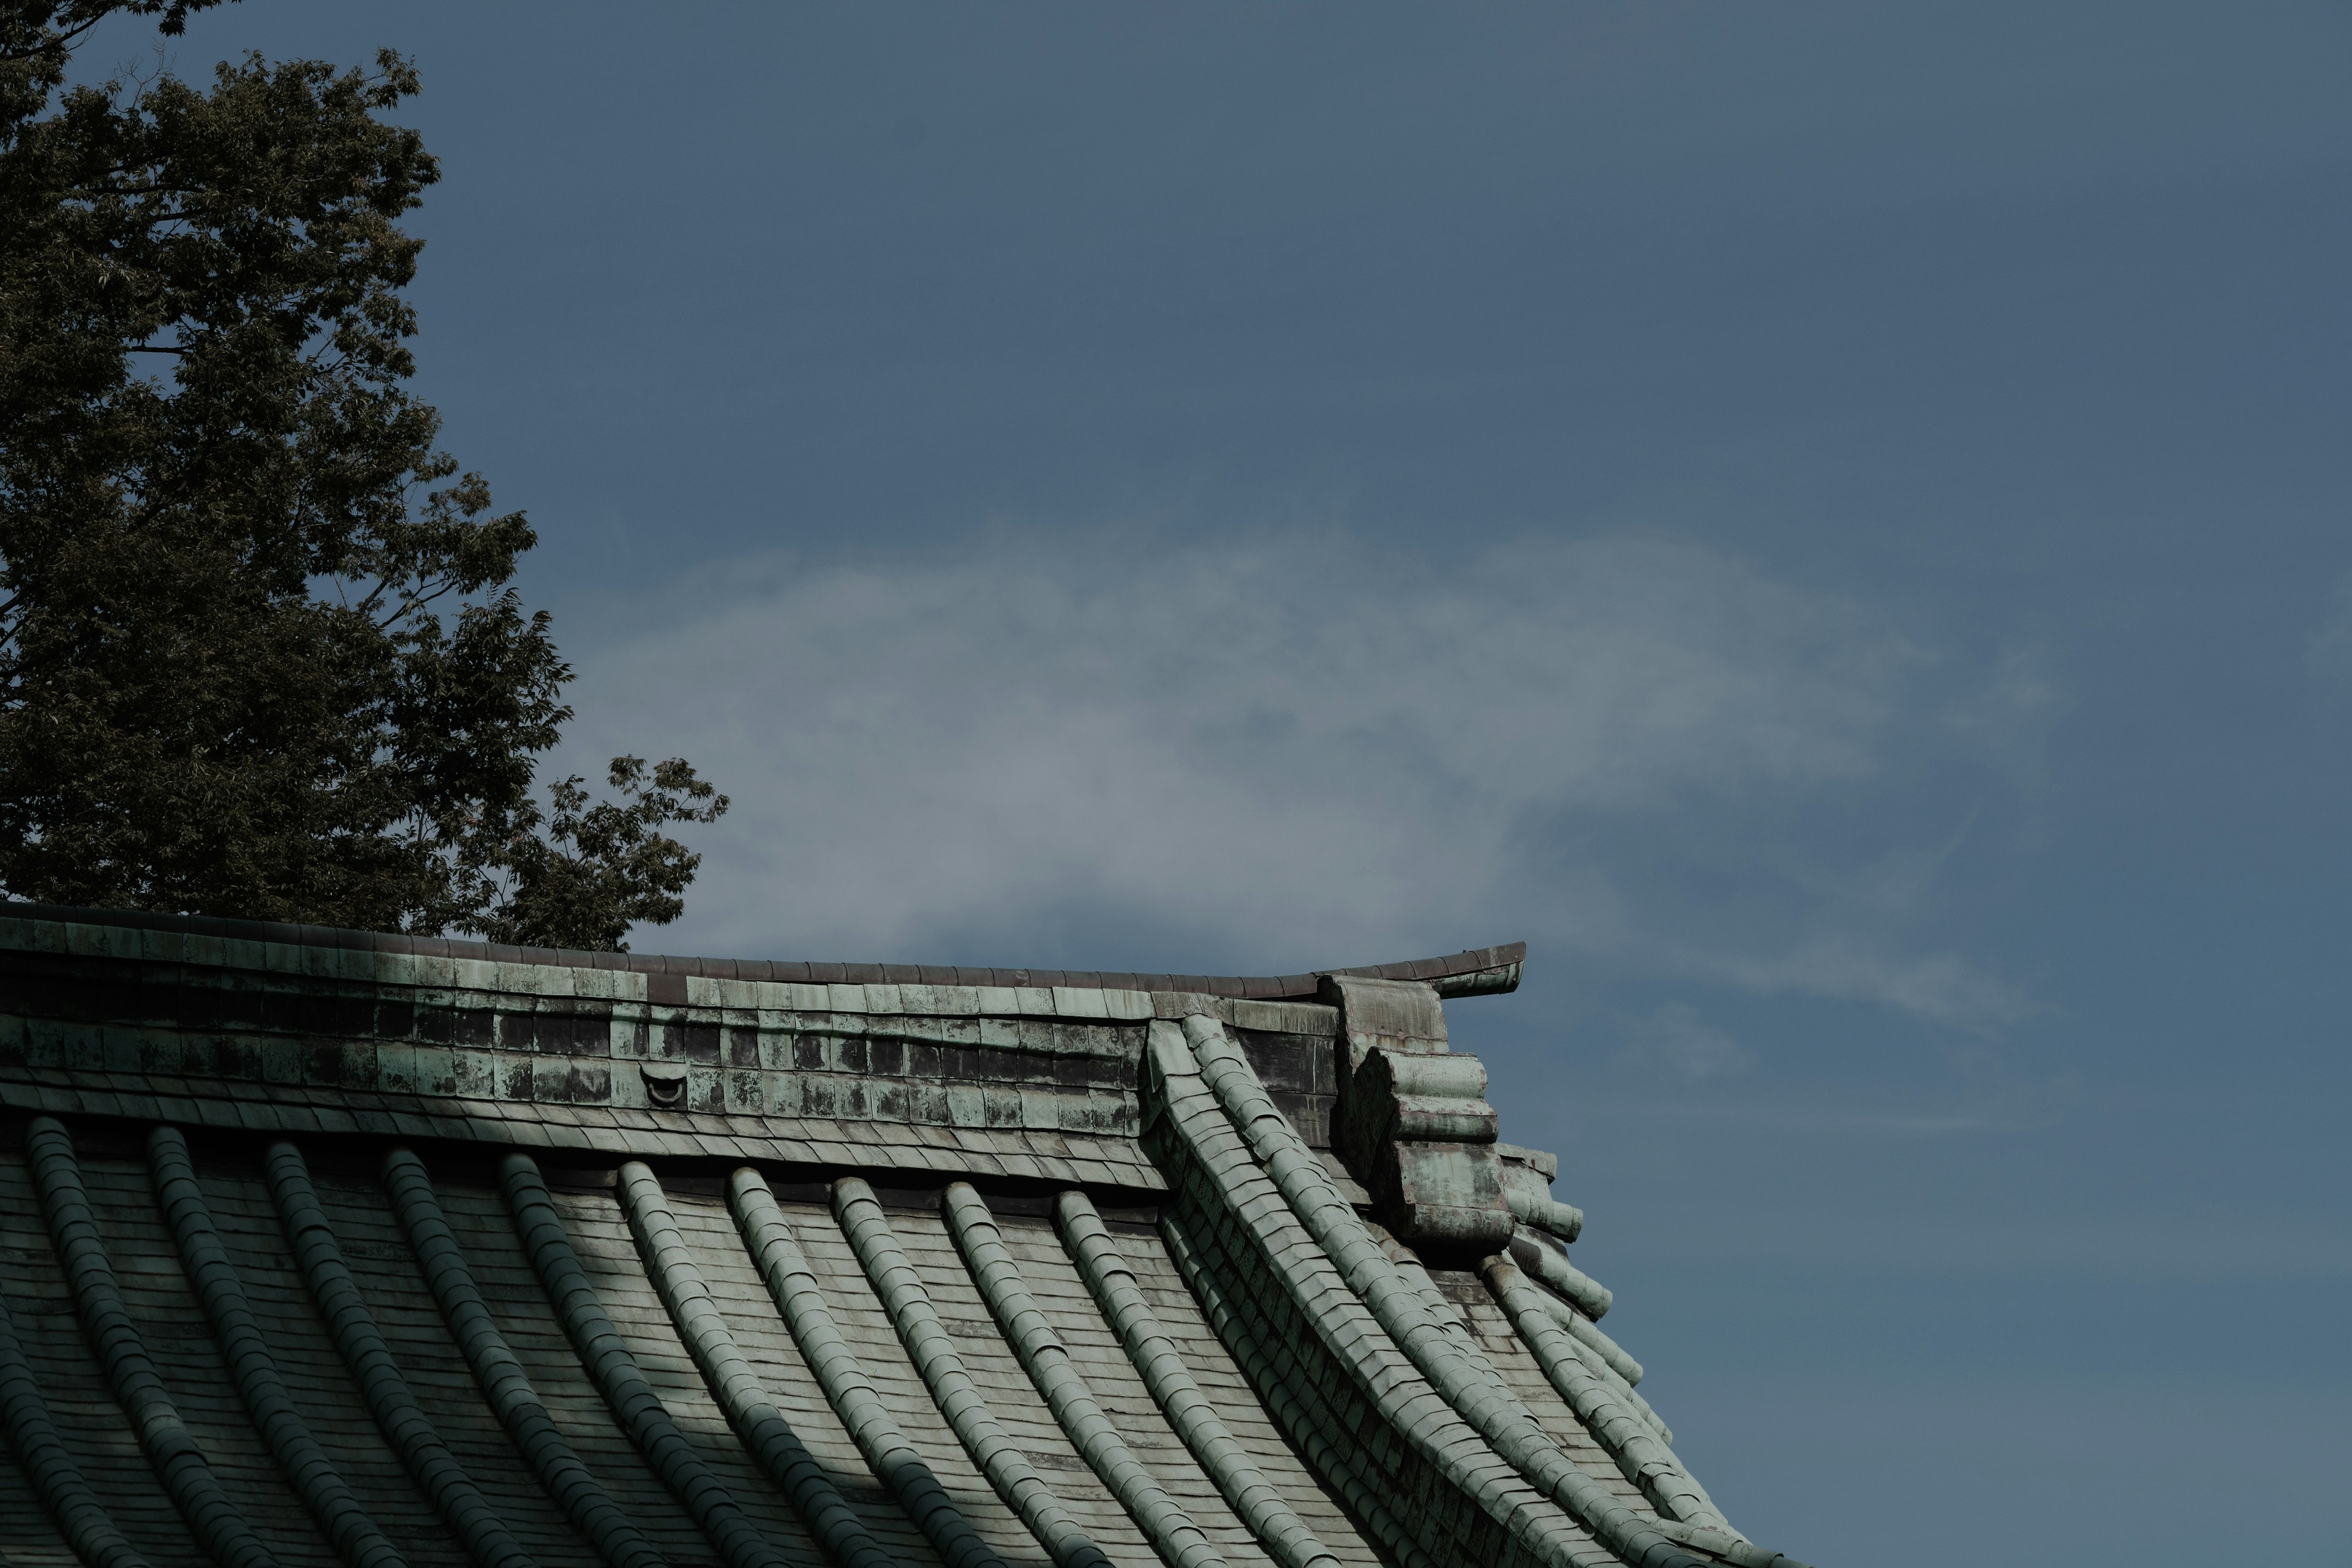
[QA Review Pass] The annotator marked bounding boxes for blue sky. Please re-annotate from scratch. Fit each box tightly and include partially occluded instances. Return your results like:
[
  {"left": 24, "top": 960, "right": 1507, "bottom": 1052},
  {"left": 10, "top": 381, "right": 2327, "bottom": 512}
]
[{"left": 105, "top": 4, "right": 2352, "bottom": 1562}]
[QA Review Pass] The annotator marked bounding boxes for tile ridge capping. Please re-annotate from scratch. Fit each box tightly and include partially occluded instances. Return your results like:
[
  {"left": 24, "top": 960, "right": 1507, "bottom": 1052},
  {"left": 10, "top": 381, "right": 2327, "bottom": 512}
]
[{"left": 0, "top": 902, "right": 1525, "bottom": 1001}]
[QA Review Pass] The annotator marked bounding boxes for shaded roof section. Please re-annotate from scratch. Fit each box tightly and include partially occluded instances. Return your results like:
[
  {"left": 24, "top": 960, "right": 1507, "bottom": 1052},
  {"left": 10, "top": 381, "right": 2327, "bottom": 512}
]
[
  {"left": 0, "top": 902, "right": 1524, "bottom": 1000},
  {"left": 0, "top": 907, "right": 1811, "bottom": 1568}
]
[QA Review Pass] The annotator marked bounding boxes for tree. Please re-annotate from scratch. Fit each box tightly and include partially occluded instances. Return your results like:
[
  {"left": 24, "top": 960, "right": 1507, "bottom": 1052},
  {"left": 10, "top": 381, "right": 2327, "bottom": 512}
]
[{"left": 0, "top": 1, "right": 726, "bottom": 949}]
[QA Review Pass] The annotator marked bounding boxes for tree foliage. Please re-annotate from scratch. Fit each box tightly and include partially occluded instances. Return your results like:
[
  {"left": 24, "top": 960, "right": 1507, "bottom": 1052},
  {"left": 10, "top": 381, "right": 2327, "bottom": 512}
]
[{"left": 0, "top": 1, "right": 725, "bottom": 948}]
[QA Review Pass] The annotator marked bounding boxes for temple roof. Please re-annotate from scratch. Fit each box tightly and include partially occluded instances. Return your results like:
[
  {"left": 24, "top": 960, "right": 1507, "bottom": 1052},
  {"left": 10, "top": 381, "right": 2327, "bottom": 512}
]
[{"left": 0, "top": 905, "right": 1811, "bottom": 1568}]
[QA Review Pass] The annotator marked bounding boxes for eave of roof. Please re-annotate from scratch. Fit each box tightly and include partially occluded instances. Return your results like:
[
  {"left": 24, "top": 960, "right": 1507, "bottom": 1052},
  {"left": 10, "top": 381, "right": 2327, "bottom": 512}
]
[{"left": 0, "top": 902, "right": 1524, "bottom": 1000}]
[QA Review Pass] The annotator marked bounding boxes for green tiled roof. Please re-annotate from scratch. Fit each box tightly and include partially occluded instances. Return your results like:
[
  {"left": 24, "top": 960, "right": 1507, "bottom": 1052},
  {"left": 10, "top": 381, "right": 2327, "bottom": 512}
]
[{"left": 0, "top": 905, "right": 1810, "bottom": 1568}]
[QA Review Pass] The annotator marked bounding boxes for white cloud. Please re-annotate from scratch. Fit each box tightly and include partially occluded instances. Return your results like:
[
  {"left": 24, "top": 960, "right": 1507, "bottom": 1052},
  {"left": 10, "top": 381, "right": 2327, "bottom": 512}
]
[
  {"left": 556, "top": 529, "right": 2042, "bottom": 1025},
  {"left": 1615, "top": 1002, "right": 1756, "bottom": 1082},
  {"left": 2305, "top": 570, "right": 2352, "bottom": 692},
  {"left": 1700, "top": 937, "right": 2038, "bottom": 1031}
]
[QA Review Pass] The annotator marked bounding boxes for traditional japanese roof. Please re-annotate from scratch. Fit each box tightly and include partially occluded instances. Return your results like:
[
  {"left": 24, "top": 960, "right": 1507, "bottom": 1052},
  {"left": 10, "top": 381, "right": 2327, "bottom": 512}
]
[{"left": 0, "top": 905, "right": 1811, "bottom": 1568}]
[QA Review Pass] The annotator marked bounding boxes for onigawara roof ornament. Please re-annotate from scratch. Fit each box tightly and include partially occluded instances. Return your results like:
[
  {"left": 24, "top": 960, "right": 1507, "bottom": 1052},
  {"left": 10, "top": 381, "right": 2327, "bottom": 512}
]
[{"left": 0, "top": 903, "right": 1812, "bottom": 1568}]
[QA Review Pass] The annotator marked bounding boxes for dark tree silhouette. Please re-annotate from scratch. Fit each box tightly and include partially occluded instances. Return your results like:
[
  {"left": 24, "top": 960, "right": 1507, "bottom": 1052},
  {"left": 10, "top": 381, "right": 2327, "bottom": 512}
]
[{"left": 0, "top": 1, "right": 725, "bottom": 948}]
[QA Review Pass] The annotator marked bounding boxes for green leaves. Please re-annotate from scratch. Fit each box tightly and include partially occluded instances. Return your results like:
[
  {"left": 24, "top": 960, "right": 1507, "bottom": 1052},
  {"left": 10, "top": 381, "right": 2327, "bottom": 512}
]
[
  {"left": 478, "top": 757, "right": 731, "bottom": 954},
  {"left": 0, "top": 3, "right": 722, "bottom": 949}
]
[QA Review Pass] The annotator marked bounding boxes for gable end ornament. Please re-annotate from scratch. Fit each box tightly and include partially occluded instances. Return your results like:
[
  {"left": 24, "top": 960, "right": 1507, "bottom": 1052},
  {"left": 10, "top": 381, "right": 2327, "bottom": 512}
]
[{"left": 1317, "top": 973, "right": 1513, "bottom": 1254}]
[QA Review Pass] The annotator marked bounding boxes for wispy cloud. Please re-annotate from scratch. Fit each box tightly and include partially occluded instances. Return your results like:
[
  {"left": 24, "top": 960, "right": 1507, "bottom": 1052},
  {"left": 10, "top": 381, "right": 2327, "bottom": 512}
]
[
  {"left": 558, "top": 529, "right": 2045, "bottom": 1028},
  {"left": 1699, "top": 938, "right": 2040, "bottom": 1031},
  {"left": 1597, "top": 1095, "right": 2069, "bottom": 1138},
  {"left": 1615, "top": 1002, "right": 1757, "bottom": 1082},
  {"left": 1608, "top": 1195, "right": 2352, "bottom": 1280},
  {"left": 2305, "top": 569, "right": 2352, "bottom": 692}
]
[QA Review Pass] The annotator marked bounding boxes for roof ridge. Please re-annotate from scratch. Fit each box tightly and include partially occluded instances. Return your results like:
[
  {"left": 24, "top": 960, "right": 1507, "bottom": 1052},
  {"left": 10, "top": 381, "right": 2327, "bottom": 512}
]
[{"left": 0, "top": 902, "right": 1523, "bottom": 1000}]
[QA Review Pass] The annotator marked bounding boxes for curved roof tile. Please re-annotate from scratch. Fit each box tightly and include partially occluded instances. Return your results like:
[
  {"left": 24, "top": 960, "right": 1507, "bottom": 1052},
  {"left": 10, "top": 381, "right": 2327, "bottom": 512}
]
[{"left": 0, "top": 905, "right": 1806, "bottom": 1568}]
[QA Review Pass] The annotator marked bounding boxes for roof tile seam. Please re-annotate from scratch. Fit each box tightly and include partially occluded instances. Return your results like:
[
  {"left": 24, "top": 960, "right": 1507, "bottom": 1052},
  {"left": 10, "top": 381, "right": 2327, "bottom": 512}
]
[
  {"left": 941, "top": 1181, "right": 1228, "bottom": 1568},
  {"left": 1366, "top": 1231, "right": 1630, "bottom": 1493},
  {"left": 1186, "top": 1019, "right": 1683, "bottom": 1566},
  {"left": 1148, "top": 1210, "right": 1442, "bottom": 1568},
  {"left": 725, "top": 1167, "right": 1008, "bottom": 1568},
  {"left": 1143, "top": 1050, "right": 1607, "bottom": 1568},
  {"left": 379, "top": 1147, "right": 665, "bottom": 1568},
  {"left": 1053, "top": 1190, "right": 1345, "bottom": 1568},
  {"left": 0, "top": 1262, "right": 149, "bottom": 1568},
  {"left": 497, "top": 1154, "right": 789, "bottom": 1568},
  {"left": 1476, "top": 1261, "right": 1723, "bottom": 1534},
  {"left": 1488, "top": 1270, "right": 1659, "bottom": 1432},
  {"left": 25, "top": 1116, "right": 281, "bottom": 1568},
  {"left": 614, "top": 1161, "right": 893, "bottom": 1568},
  {"left": 146, "top": 1125, "right": 405, "bottom": 1568},
  {"left": 831, "top": 1175, "right": 1115, "bottom": 1568},
  {"left": 1486, "top": 1260, "right": 1796, "bottom": 1568},
  {"left": 1471, "top": 1271, "right": 1816, "bottom": 1568},
  {"left": 1170, "top": 1020, "right": 1694, "bottom": 1568},
  {"left": 263, "top": 1139, "right": 537, "bottom": 1568}
]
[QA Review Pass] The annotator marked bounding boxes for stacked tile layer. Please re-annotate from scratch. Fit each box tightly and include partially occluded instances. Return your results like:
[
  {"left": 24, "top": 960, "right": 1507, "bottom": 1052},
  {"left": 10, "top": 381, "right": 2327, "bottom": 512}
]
[{"left": 0, "top": 906, "right": 1806, "bottom": 1568}]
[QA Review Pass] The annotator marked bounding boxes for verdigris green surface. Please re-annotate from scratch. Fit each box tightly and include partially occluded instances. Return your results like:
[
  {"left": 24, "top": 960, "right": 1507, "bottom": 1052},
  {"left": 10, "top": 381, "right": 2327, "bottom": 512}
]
[{"left": 0, "top": 904, "right": 1809, "bottom": 1568}]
